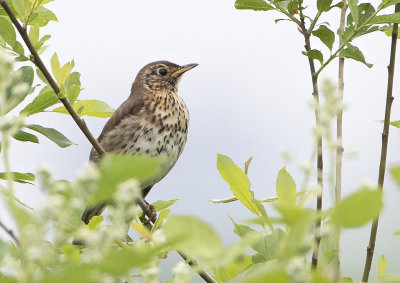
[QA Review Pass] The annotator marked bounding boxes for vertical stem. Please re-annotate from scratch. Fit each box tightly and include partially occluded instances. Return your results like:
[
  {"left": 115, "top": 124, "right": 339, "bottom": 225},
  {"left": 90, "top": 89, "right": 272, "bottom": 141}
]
[
  {"left": 298, "top": 12, "right": 323, "bottom": 270},
  {"left": 361, "top": 4, "right": 399, "bottom": 282},
  {"left": 334, "top": 1, "right": 347, "bottom": 281}
]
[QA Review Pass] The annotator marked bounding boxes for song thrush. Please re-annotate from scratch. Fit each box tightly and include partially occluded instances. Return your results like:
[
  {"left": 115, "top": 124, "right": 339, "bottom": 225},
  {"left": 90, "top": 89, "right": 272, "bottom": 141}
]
[{"left": 81, "top": 60, "right": 198, "bottom": 224}]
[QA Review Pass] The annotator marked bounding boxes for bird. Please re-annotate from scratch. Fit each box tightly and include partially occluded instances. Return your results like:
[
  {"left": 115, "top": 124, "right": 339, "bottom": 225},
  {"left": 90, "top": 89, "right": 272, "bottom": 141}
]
[{"left": 81, "top": 60, "right": 198, "bottom": 225}]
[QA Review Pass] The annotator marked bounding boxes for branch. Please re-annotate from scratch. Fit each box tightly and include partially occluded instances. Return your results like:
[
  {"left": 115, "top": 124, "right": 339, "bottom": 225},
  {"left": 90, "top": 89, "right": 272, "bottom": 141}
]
[
  {"left": 362, "top": 4, "right": 399, "bottom": 282},
  {"left": 298, "top": 8, "right": 323, "bottom": 271},
  {"left": 137, "top": 198, "right": 217, "bottom": 283},
  {"left": 334, "top": 2, "right": 347, "bottom": 282},
  {"left": 0, "top": 0, "right": 105, "bottom": 157},
  {"left": 0, "top": 219, "right": 19, "bottom": 245}
]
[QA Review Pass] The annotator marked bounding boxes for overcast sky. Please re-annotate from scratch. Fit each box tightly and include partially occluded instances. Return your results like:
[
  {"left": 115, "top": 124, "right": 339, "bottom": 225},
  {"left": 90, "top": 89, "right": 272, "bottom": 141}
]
[{"left": 1, "top": 0, "right": 400, "bottom": 281}]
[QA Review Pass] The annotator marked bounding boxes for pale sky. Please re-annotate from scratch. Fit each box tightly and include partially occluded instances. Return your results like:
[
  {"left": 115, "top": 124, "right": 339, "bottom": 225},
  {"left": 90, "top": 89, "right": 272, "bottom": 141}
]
[{"left": 1, "top": 0, "right": 400, "bottom": 281}]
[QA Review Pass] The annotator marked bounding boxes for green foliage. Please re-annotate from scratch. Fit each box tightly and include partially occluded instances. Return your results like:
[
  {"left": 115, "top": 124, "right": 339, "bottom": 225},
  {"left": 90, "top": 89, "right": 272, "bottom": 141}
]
[
  {"left": 26, "top": 124, "right": 74, "bottom": 148},
  {"left": 91, "top": 154, "right": 162, "bottom": 204},
  {"left": 276, "top": 167, "right": 296, "bottom": 207},
  {"left": 0, "top": 16, "right": 16, "bottom": 46},
  {"left": 312, "top": 25, "right": 335, "bottom": 50},
  {"left": 5, "top": 66, "right": 34, "bottom": 113},
  {"left": 12, "top": 129, "right": 38, "bottom": 143},
  {"left": 0, "top": 171, "right": 34, "bottom": 184},
  {"left": 234, "top": 0, "right": 274, "bottom": 11},
  {"left": 20, "top": 86, "right": 58, "bottom": 115},
  {"left": 52, "top": 100, "right": 115, "bottom": 118},
  {"left": 302, "top": 50, "right": 324, "bottom": 65},
  {"left": 152, "top": 199, "right": 179, "bottom": 211},
  {"left": 331, "top": 188, "right": 383, "bottom": 227},
  {"left": 217, "top": 154, "right": 260, "bottom": 215},
  {"left": 339, "top": 43, "right": 373, "bottom": 68},
  {"left": 390, "top": 165, "right": 400, "bottom": 188},
  {"left": 164, "top": 215, "right": 223, "bottom": 259}
]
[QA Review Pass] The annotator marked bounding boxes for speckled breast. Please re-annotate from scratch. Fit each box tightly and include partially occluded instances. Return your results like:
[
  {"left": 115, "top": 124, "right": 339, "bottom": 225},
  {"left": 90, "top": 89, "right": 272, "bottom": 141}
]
[{"left": 122, "top": 93, "right": 189, "bottom": 187}]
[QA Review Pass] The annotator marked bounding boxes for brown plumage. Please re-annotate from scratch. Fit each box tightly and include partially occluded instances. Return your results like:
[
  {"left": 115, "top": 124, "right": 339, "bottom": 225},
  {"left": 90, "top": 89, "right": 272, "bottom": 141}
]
[{"left": 81, "top": 60, "right": 197, "bottom": 224}]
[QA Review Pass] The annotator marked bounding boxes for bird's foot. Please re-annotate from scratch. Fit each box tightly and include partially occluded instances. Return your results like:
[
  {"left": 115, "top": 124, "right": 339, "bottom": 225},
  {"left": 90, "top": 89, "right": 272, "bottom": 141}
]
[{"left": 140, "top": 199, "right": 157, "bottom": 224}]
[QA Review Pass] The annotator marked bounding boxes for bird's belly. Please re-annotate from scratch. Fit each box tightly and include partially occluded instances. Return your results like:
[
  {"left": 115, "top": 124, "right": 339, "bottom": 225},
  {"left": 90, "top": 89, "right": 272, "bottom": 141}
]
[{"left": 124, "top": 128, "right": 187, "bottom": 187}]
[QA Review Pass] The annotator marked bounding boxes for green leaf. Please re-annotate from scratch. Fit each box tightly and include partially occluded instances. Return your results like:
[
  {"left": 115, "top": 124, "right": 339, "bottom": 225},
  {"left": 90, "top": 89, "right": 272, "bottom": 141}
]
[
  {"left": 20, "top": 86, "right": 59, "bottom": 116},
  {"left": 98, "top": 245, "right": 160, "bottom": 275},
  {"left": 258, "top": 228, "right": 283, "bottom": 261},
  {"left": 11, "top": 0, "right": 30, "bottom": 21},
  {"left": 214, "top": 255, "right": 252, "bottom": 282},
  {"left": 377, "top": 255, "right": 387, "bottom": 278},
  {"left": 390, "top": 120, "right": 400, "bottom": 127},
  {"left": 0, "top": 171, "right": 35, "bottom": 184},
  {"left": 12, "top": 130, "right": 39, "bottom": 143},
  {"left": 26, "top": 124, "right": 74, "bottom": 148},
  {"left": 51, "top": 52, "right": 61, "bottom": 82},
  {"left": 235, "top": 263, "right": 288, "bottom": 283},
  {"left": 28, "top": 25, "right": 40, "bottom": 49},
  {"left": 152, "top": 199, "right": 179, "bottom": 212},
  {"left": 339, "top": 43, "right": 373, "bottom": 68},
  {"left": 12, "top": 40, "right": 24, "bottom": 56},
  {"left": 317, "top": 0, "right": 333, "bottom": 12},
  {"left": 151, "top": 209, "right": 170, "bottom": 232},
  {"left": 87, "top": 215, "right": 103, "bottom": 230},
  {"left": 59, "top": 61, "right": 72, "bottom": 85},
  {"left": 370, "top": 13, "right": 400, "bottom": 25},
  {"left": 390, "top": 166, "right": 400, "bottom": 188},
  {"left": 235, "top": 0, "right": 274, "bottom": 11},
  {"left": 92, "top": 154, "right": 162, "bottom": 204},
  {"left": 217, "top": 154, "right": 260, "bottom": 215},
  {"left": 348, "top": 0, "right": 359, "bottom": 26},
  {"left": 52, "top": 100, "right": 115, "bottom": 118},
  {"left": 276, "top": 167, "right": 297, "bottom": 207},
  {"left": 0, "top": 274, "right": 18, "bottom": 283},
  {"left": 331, "top": 188, "right": 383, "bottom": 227},
  {"left": 0, "top": 16, "right": 16, "bottom": 46},
  {"left": 29, "top": 6, "right": 58, "bottom": 27},
  {"left": 302, "top": 49, "right": 324, "bottom": 65},
  {"left": 312, "top": 25, "right": 335, "bottom": 50},
  {"left": 65, "top": 72, "right": 81, "bottom": 103},
  {"left": 62, "top": 243, "right": 80, "bottom": 263},
  {"left": 163, "top": 215, "right": 222, "bottom": 258},
  {"left": 5, "top": 66, "right": 34, "bottom": 113},
  {"left": 380, "top": 0, "right": 400, "bottom": 9}
]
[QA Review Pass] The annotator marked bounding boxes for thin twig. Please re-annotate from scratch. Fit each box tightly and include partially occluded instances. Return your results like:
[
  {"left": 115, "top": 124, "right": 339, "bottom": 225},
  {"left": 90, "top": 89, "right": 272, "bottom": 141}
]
[
  {"left": 362, "top": 4, "right": 399, "bottom": 282},
  {"left": 137, "top": 198, "right": 217, "bottom": 283},
  {"left": 0, "top": 219, "right": 19, "bottom": 245},
  {"left": 0, "top": 0, "right": 105, "bottom": 157},
  {"left": 298, "top": 8, "right": 323, "bottom": 270},
  {"left": 334, "top": 2, "right": 347, "bottom": 281}
]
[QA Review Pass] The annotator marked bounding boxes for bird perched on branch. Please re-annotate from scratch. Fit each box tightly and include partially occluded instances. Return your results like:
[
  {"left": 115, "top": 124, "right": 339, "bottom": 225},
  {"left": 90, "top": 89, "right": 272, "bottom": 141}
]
[{"left": 81, "top": 60, "right": 198, "bottom": 225}]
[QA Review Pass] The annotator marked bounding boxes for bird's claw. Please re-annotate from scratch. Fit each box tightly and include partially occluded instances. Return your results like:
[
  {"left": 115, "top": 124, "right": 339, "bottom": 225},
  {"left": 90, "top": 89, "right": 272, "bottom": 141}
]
[{"left": 141, "top": 201, "right": 157, "bottom": 224}]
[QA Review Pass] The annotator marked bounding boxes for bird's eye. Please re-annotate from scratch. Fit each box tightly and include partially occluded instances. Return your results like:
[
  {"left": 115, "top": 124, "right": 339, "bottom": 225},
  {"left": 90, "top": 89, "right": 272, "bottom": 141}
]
[{"left": 159, "top": 68, "right": 168, "bottom": 76}]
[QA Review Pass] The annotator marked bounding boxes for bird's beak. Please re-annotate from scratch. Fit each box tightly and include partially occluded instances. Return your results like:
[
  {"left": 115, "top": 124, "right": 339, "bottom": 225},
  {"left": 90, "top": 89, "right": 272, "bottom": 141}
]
[{"left": 171, "top": 63, "right": 198, "bottom": 77}]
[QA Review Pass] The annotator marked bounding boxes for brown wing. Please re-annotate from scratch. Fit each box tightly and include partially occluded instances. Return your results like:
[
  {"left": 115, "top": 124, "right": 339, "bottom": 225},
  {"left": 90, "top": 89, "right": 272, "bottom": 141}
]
[{"left": 89, "top": 93, "right": 145, "bottom": 162}]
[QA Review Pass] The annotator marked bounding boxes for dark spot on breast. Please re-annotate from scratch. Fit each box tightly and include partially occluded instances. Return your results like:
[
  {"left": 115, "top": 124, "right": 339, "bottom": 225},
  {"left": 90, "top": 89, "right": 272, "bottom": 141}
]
[
  {"left": 158, "top": 126, "right": 165, "bottom": 134},
  {"left": 147, "top": 137, "right": 152, "bottom": 142},
  {"left": 146, "top": 149, "right": 149, "bottom": 154},
  {"left": 151, "top": 116, "right": 156, "bottom": 123},
  {"left": 136, "top": 147, "right": 140, "bottom": 151}
]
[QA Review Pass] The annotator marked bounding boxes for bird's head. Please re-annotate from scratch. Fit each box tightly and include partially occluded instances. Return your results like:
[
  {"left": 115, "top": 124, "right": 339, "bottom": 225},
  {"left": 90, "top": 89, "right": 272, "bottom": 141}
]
[{"left": 134, "top": 60, "right": 198, "bottom": 92}]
